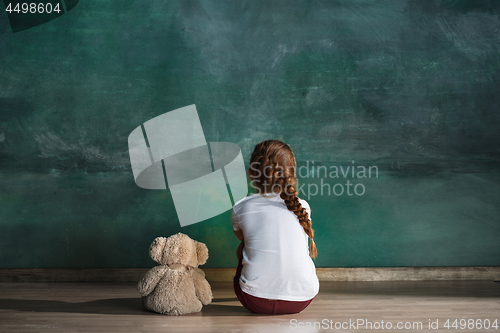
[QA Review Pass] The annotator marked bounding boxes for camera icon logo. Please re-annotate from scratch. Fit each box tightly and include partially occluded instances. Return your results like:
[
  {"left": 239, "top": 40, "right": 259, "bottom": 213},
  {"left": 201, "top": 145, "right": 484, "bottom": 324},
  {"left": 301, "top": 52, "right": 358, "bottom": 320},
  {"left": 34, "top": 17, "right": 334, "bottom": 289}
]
[{"left": 128, "top": 105, "right": 248, "bottom": 227}]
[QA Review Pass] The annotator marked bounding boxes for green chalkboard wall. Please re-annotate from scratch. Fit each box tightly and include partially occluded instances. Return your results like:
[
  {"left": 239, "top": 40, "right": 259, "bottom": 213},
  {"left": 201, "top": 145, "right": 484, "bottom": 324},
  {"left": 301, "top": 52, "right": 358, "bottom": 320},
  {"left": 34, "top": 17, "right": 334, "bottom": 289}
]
[{"left": 1, "top": 0, "right": 499, "bottom": 268}]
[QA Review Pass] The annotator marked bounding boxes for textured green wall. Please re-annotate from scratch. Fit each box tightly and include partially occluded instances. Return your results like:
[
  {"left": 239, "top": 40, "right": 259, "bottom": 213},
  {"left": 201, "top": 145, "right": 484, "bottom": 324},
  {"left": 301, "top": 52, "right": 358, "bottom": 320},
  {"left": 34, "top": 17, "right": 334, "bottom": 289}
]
[{"left": 1, "top": 0, "right": 499, "bottom": 268}]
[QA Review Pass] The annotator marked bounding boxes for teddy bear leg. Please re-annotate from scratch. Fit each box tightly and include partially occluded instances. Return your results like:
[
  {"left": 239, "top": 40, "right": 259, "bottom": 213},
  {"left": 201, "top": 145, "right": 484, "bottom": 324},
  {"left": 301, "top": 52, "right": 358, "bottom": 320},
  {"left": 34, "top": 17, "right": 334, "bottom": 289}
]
[
  {"left": 168, "top": 299, "right": 203, "bottom": 316},
  {"left": 142, "top": 295, "right": 156, "bottom": 313},
  {"left": 192, "top": 276, "right": 213, "bottom": 305}
]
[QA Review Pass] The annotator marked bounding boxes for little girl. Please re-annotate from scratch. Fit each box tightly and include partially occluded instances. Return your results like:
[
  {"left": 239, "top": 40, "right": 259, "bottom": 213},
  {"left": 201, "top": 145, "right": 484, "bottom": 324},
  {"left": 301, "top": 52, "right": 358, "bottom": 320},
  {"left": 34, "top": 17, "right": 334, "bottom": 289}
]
[{"left": 232, "top": 139, "right": 319, "bottom": 315}]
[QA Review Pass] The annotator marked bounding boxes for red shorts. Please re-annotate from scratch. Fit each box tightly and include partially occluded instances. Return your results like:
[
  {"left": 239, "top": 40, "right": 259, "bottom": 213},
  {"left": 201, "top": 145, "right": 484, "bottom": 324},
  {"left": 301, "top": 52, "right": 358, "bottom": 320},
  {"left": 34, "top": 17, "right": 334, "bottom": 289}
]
[{"left": 233, "top": 254, "right": 314, "bottom": 315}]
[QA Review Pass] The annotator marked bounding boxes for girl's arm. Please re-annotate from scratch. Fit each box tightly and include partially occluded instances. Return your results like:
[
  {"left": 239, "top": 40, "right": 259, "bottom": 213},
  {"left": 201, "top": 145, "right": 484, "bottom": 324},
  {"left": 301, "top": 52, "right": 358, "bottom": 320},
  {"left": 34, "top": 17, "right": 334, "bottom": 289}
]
[
  {"left": 236, "top": 240, "right": 244, "bottom": 261},
  {"left": 233, "top": 224, "right": 244, "bottom": 261},
  {"left": 233, "top": 228, "right": 244, "bottom": 241},
  {"left": 231, "top": 207, "right": 244, "bottom": 241},
  {"left": 231, "top": 208, "right": 244, "bottom": 260}
]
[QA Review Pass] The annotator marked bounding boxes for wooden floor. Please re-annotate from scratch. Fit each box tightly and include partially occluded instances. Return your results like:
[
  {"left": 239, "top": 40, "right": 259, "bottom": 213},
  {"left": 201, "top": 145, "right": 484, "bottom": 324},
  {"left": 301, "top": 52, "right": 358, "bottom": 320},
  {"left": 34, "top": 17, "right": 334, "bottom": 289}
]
[{"left": 0, "top": 281, "right": 499, "bottom": 332}]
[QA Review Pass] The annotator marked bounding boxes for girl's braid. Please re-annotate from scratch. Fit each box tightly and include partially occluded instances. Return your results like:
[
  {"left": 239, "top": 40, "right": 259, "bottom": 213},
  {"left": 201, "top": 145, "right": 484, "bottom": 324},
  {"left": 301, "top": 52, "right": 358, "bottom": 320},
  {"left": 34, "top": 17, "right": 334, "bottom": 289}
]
[{"left": 250, "top": 140, "right": 318, "bottom": 258}]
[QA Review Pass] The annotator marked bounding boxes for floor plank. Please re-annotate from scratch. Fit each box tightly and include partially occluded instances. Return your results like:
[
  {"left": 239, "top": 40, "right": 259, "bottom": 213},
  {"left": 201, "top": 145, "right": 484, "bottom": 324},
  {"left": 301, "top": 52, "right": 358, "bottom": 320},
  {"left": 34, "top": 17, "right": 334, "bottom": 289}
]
[{"left": 0, "top": 281, "right": 499, "bottom": 332}]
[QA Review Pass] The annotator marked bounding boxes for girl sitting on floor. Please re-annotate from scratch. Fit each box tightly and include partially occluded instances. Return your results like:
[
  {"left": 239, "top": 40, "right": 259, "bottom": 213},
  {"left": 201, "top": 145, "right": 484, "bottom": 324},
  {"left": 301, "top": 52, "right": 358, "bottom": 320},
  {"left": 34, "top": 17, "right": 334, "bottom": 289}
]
[{"left": 232, "top": 139, "right": 319, "bottom": 315}]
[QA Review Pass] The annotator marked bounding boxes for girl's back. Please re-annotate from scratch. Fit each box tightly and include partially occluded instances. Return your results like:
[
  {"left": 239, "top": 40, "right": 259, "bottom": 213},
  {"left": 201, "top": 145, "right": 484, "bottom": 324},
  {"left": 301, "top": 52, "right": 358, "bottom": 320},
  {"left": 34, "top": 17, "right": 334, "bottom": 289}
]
[{"left": 232, "top": 193, "right": 319, "bottom": 301}]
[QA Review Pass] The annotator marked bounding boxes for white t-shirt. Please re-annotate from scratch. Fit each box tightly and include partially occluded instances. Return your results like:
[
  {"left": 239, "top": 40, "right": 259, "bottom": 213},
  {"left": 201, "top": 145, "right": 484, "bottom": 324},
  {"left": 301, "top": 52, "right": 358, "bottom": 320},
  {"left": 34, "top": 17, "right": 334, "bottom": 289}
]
[{"left": 231, "top": 193, "right": 320, "bottom": 301}]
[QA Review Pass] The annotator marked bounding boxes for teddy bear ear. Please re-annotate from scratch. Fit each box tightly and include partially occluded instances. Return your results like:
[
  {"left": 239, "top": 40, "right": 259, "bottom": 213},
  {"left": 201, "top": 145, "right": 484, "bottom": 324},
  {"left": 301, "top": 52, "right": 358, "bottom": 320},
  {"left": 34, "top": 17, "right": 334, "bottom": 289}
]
[
  {"left": 149, "top": 237, "right": 167, "bottom": 263},
  {"left": 195, "top": 241, "right": 209, "bottom": 265}
]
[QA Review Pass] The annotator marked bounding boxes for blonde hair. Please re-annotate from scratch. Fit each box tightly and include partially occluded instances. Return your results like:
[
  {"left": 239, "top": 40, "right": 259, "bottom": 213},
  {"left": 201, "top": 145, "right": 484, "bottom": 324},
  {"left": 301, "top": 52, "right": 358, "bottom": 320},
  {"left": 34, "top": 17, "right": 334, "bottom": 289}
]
[{"left": 249, "top": 140, "right": 318, "bottom": 258}]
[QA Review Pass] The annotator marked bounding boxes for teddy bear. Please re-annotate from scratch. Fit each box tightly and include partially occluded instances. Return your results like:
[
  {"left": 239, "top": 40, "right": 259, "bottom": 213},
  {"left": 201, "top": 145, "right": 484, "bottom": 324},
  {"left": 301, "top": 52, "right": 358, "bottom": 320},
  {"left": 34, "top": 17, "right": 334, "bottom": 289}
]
[{"left": 137, "top": 233, "right": 213, "bottom": 315}]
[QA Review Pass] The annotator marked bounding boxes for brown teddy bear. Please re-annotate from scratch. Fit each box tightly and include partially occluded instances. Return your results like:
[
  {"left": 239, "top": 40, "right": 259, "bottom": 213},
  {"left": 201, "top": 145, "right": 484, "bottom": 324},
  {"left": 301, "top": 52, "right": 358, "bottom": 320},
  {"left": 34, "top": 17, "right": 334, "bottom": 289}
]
[{"left": 137, "top": 233, "right": 213, "bottom": 315}]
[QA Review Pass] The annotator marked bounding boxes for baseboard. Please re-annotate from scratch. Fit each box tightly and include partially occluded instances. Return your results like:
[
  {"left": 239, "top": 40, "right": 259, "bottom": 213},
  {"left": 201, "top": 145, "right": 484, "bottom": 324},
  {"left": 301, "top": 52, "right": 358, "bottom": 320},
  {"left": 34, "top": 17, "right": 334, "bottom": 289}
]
[
  {"left": 315, "top": 266, "right": 500, "bottom": 281},
  {"left": 0, "top": 267, "right": 498, "bottom": 283}
]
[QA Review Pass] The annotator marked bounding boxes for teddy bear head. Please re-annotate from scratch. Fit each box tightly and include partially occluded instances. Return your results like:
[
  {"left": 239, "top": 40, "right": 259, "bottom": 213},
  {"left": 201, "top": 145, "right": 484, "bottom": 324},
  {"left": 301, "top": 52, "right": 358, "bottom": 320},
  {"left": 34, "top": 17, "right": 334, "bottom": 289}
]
[{"left": 148, "top": 233, "right": 208, "bottom": 267}]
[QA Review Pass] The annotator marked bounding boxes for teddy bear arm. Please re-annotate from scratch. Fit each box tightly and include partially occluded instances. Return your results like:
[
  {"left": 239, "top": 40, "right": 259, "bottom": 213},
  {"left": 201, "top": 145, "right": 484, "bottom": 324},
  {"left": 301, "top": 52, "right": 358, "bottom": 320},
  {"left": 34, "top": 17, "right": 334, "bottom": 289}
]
[
  {"left": 191, "top": 269, "right": 213, "bottom": 305},
  {"left": 191, "top": 267, "right": 205, "bottom": 278},
  {"left": 137, "top": 265, "right": 170, "bottom": 297}
]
